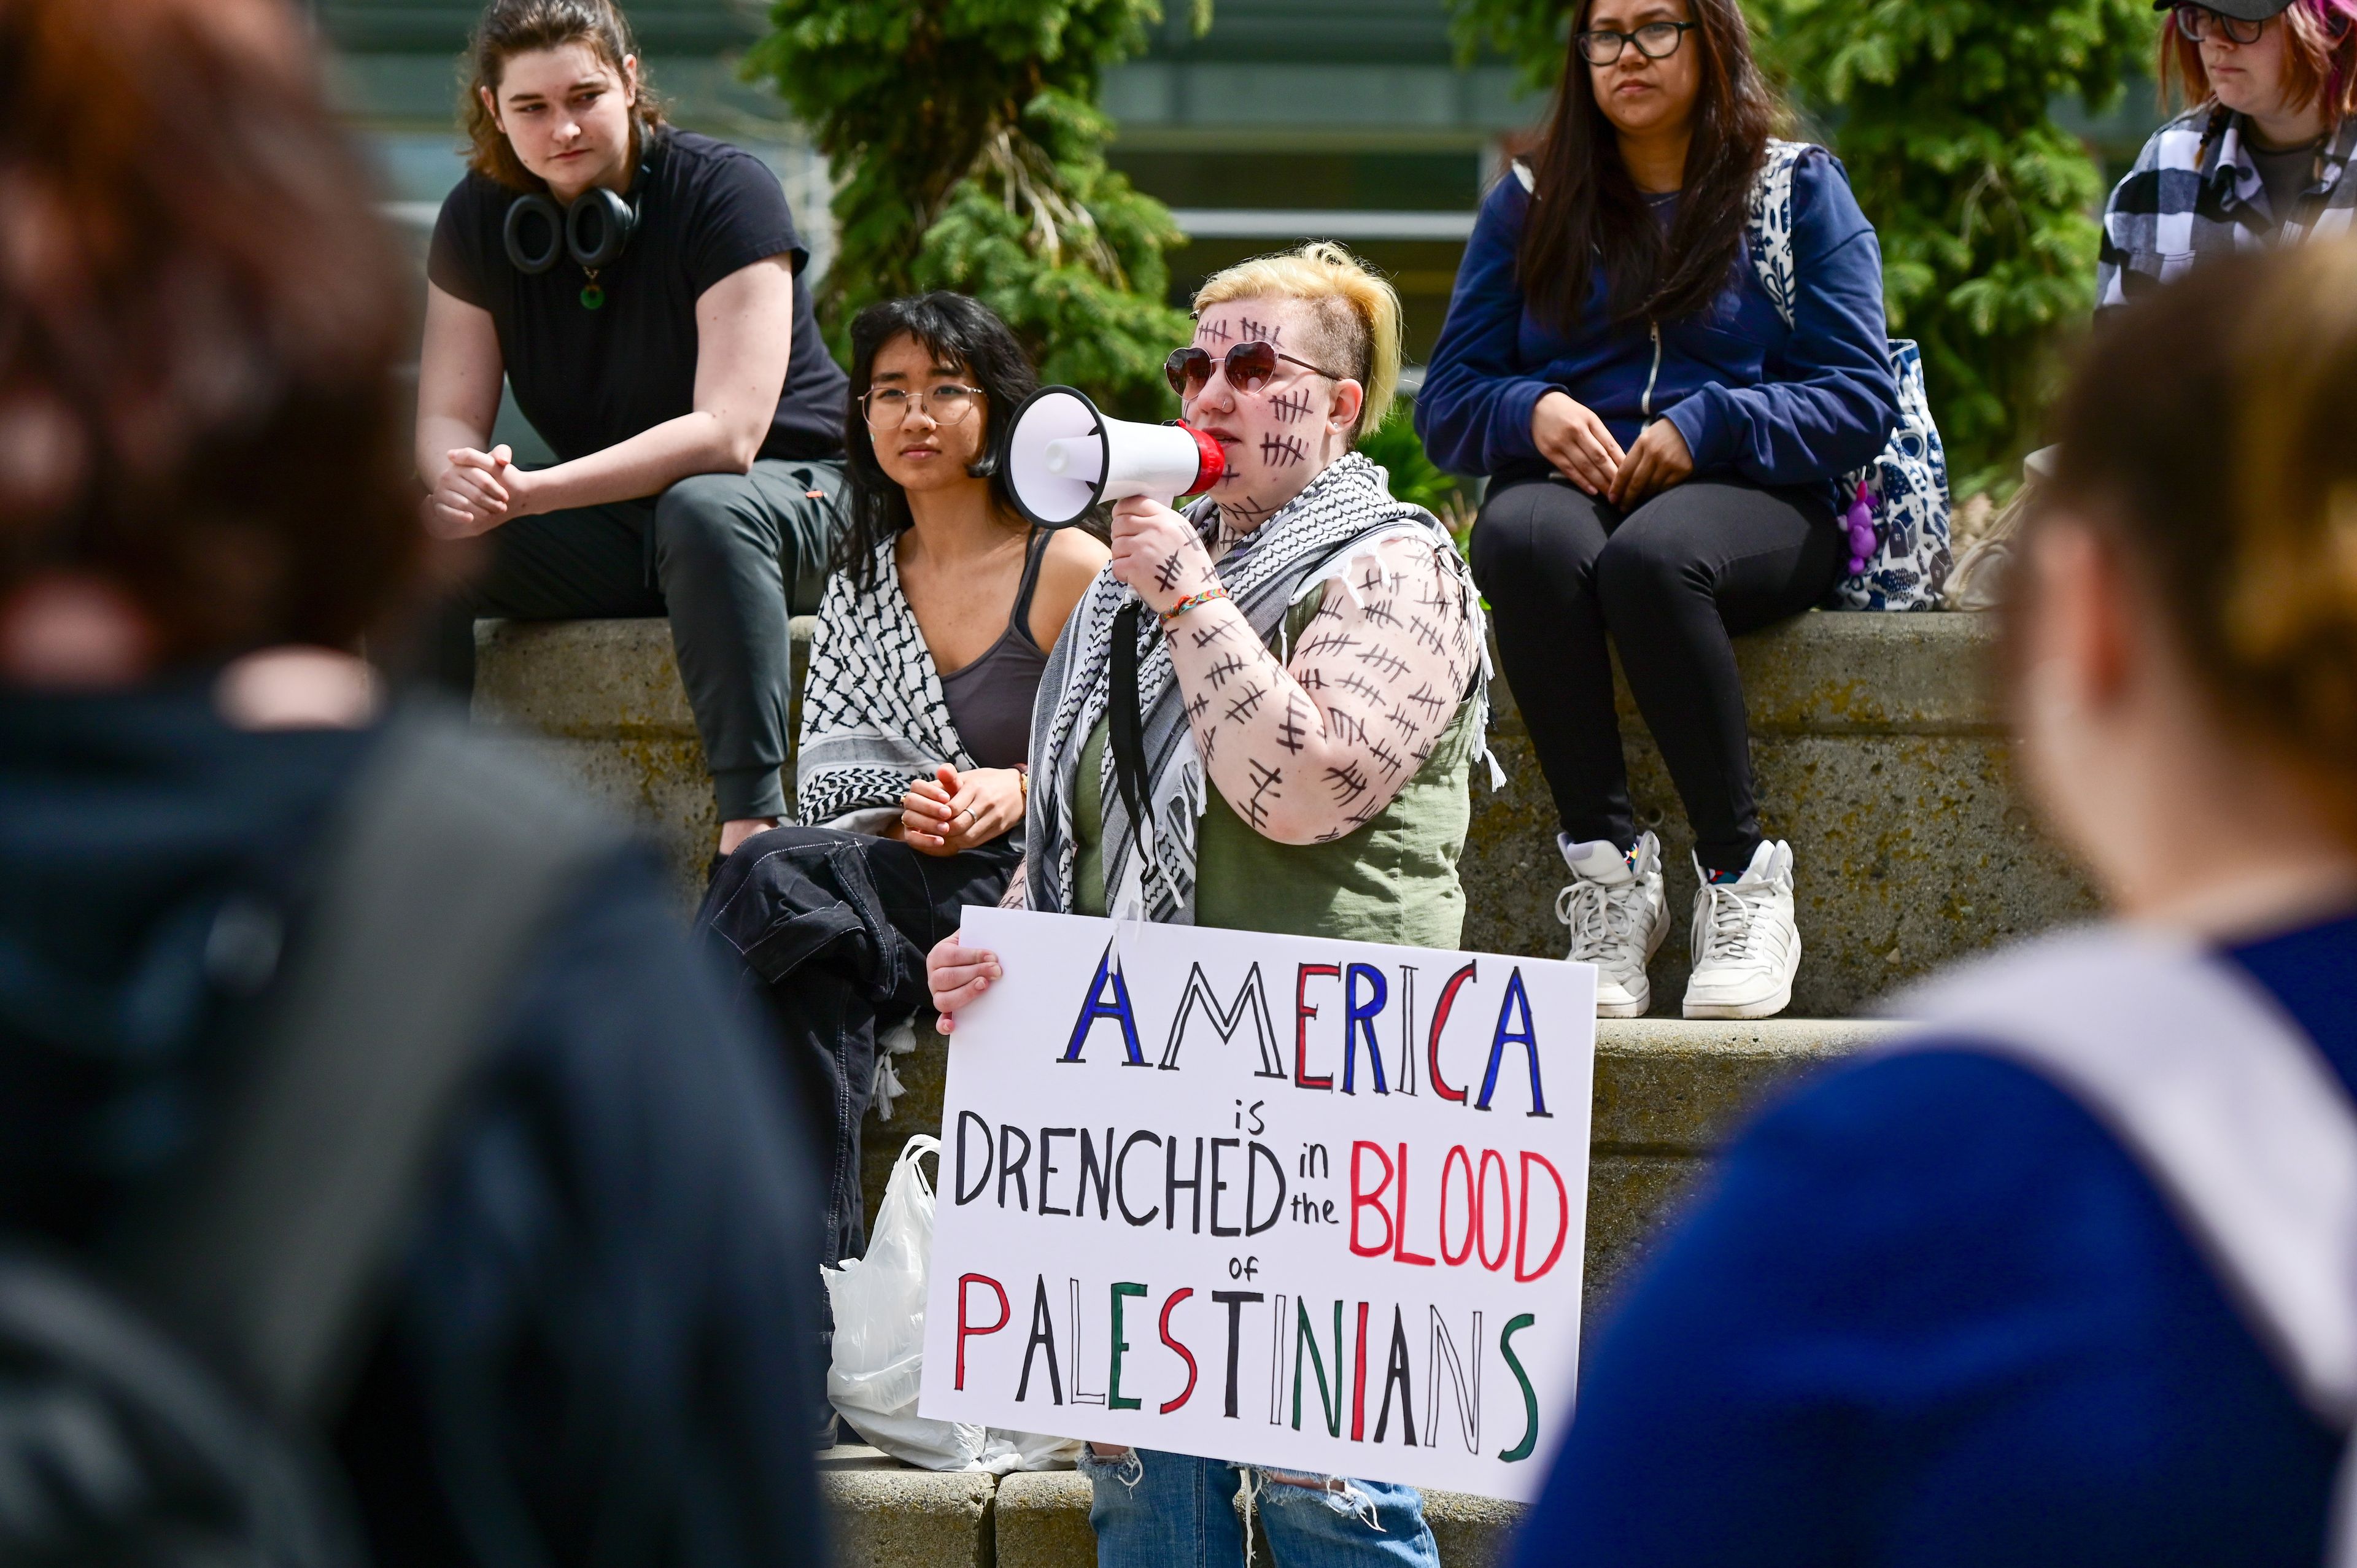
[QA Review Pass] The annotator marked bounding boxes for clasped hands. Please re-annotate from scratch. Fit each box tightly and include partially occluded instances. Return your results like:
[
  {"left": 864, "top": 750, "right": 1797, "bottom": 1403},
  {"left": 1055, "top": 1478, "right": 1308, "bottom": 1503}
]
[
  {"left": 1531, "top": 390, "right": 1692, "bottom": 508},
  {"left": 427, "top": 444, "right": 543, "bottom": 539},
  {"left": 897, "top": 763, "right": 1024, "bottom": 856}
]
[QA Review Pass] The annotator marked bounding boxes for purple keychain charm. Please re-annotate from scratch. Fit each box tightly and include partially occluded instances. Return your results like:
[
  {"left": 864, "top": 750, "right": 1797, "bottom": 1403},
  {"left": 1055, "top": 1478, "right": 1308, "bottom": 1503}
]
[{"left": 1843, "top": 479, "right": 1877, "bottom": 577}]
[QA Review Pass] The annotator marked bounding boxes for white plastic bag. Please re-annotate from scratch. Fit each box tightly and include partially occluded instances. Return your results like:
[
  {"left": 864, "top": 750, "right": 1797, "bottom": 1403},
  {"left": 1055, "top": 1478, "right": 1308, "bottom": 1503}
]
[{"left": 823, "top": 1135, "right": 1080, "bottom": 1472}]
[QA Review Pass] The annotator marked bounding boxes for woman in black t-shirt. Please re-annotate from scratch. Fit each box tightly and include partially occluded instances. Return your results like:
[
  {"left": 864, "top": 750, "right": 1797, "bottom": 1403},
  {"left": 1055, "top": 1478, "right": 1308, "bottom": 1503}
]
[{"left": 419, "top": 0, "right": 852, "bottom": 857}]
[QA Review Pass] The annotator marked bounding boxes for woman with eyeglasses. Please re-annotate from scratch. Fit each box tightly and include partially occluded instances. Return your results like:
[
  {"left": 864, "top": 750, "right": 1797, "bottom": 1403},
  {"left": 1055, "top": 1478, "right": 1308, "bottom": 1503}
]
[
  {"left": 926, "top": 244, "right": 1486, "bottom": 1566},
  {"left": 697, "top": 294, "right": 1106, "bottom": 1305},
  {"left": 1416, "top": 0, "right": 1898, "bottom": 1021},
  {"left": 2099, "top": 0, "right": 2357, "bottom": 308}
]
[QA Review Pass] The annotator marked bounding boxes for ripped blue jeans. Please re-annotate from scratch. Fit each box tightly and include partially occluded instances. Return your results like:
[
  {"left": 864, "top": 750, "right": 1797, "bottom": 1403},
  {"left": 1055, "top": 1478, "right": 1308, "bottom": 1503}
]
[{"left": 1078, "top": 1447, "right": 1439, "bottom": 1568}]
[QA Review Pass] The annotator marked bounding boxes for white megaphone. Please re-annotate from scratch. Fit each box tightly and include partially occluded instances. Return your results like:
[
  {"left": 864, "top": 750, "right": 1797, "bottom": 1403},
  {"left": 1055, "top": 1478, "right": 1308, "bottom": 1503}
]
[{"left": 1004, "top": 385, "right": 1226, "bottom": 528}]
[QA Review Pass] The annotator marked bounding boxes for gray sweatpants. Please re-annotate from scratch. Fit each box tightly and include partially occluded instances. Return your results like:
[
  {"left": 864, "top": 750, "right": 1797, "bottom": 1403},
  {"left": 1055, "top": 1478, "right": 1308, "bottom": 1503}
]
[{"left": 435, "top": 458, "right": 848, "bottom": 821}]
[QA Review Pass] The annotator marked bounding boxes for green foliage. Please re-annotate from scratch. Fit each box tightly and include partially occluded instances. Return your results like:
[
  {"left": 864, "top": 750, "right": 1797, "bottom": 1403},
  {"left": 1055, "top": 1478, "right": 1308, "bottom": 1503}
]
[
  {"left": 1445, "top": 0, "right": 2154, "bottom": 491},
  {"left": 746, "top": 0, "right": 1198, "bottom": 417},
  {"left": 1754, "top": 0, "right": 2151, "bottom": 490}
]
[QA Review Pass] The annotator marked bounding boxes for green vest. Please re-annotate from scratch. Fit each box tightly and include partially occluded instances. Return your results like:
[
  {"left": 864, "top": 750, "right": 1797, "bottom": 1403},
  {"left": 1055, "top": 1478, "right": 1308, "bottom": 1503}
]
[{"left": 1073, "top": 585, "right": 1477, "bottom": 948}]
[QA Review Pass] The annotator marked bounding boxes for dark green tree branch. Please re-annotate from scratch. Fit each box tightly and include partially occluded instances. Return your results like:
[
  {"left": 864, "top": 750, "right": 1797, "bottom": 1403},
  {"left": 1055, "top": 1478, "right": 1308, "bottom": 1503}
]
[{"left": 746, "top": 0, "right": 1199, "bottom": 416}]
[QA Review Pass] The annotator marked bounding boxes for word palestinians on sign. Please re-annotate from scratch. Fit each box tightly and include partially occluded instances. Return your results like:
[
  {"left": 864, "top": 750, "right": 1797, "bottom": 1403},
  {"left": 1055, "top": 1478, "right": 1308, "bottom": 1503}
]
[{"left": 919, "top": 911, "right": 1596, "bottom": 1501}]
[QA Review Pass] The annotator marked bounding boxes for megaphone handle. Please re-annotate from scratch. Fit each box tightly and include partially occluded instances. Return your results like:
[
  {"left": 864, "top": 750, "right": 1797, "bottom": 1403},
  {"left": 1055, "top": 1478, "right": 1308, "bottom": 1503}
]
[{"left": 1107, "top": 601, "right": 1155, "bottom": 841}]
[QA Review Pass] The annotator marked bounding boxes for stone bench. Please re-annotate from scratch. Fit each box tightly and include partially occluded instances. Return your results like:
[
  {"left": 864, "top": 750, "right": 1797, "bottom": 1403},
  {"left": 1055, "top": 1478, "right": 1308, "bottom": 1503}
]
[
  {"left": 821, "top": 1447, "right": 1531, "bottom": 1568},
  {"left": 473, "top": 609, "right": 2094, "bottom": 1013}
]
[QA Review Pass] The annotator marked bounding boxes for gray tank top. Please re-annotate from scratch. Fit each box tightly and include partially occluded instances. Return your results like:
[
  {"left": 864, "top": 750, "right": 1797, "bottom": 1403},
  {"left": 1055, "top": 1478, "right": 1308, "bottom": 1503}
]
[{"left": 939, "top": 528, "right": 1051, "bottom": 770}]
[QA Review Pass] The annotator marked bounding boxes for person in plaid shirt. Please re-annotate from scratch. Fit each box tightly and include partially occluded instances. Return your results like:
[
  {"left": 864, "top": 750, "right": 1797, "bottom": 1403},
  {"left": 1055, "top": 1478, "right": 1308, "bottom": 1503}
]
[{"left": 2098, "top": 0, "right": 2357, "bottom": 309}]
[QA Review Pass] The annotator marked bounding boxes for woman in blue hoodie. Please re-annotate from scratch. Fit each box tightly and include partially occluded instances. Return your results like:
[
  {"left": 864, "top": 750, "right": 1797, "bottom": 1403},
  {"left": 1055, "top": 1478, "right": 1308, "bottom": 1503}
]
[{"left": 1417, "top": 0, "right": 1896, "bottom": 1021}]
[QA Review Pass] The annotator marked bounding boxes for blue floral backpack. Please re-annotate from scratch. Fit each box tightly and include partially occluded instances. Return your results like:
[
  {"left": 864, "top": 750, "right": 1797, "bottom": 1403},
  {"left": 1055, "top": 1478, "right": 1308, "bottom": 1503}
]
[{"left": 1747, "top": 140, "right": 1953, "bottom": 610}]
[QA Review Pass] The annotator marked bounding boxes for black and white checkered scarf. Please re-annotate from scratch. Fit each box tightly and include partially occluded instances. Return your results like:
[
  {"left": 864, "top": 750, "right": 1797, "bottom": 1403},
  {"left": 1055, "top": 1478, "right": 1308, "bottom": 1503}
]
[
  {"left": 796, "top": 535, "right": 977, "bottom": 828},
  {"left": 1022, "top": 452, "right": 1484, "bottom": 924},
  {"left": 2099, "top": 105, "right": 2357, "bottom": 310}
]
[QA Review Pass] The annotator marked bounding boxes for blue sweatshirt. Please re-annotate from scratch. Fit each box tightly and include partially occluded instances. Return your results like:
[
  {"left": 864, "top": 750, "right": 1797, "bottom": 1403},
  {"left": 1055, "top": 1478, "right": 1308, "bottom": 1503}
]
[
  {"left": 1415, "top": 146, "right": 1898, "bottom": 489},
  {"left": 0, "top": 686, "right": 831, "bottom": 1567},
  {"left": 1512, "top": 910, "right": 2357, "bottom": 1567}
]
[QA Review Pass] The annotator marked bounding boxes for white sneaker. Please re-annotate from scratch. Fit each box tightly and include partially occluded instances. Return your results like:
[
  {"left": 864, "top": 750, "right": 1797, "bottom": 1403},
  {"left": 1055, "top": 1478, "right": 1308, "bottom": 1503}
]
[
  {"left": 1681, "top": 841, "right": 1802, "bottom": 1020},
  {"left": 1555, "top": 831, "right": 1671, "bottom": 1018}
]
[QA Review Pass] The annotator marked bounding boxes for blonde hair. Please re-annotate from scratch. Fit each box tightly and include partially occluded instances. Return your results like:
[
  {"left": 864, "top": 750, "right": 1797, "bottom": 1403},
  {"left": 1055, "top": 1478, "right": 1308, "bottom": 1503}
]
[
  {"left": 2041, "top": 238, "right": 2357, "bottom": 843},
  {"left": 1191, "top": 242, "right": 1403, "bottom": 441}
]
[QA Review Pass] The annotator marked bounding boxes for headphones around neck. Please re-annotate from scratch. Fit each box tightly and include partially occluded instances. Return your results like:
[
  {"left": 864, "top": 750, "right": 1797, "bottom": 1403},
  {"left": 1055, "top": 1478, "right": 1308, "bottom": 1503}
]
[{"left": 501, "top": 145, "right": 651, "bottom": 309}]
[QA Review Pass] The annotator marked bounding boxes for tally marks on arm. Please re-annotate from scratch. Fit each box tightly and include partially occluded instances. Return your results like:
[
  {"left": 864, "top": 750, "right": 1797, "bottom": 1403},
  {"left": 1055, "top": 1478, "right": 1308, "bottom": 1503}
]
[{"left": 1285, "top": 534, "right": 1480, "bottom": 843}]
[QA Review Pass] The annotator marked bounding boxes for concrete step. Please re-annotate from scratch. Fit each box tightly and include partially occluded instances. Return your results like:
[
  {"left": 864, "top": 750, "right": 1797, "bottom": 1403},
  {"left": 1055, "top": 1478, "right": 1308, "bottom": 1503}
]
[
  {"left": 821, "top": 1443, "right": 1531, "bottom": 1568},
  {"left": 1466, "top": 610, "right": 2092, "bottom": 1014},
  {"left": 471, "top": 609, "right": 2094, "bottom": 1013}
]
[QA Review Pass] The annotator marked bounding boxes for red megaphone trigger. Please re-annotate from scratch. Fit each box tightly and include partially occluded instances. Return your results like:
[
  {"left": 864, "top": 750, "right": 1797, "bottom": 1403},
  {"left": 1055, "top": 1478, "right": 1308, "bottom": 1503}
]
[{"left": 1175, "top": 420, "right": 1225, "bottom": 495}]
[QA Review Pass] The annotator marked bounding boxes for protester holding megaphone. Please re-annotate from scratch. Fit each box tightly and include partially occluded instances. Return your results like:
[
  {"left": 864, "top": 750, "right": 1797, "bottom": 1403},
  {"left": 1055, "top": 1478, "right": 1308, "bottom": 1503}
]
[
  {"left": 417, "top": 0, "right": 851, "bottom": 861},
  {"left": 928, "top": 243, "right": 1492, "bottom": 1566}
]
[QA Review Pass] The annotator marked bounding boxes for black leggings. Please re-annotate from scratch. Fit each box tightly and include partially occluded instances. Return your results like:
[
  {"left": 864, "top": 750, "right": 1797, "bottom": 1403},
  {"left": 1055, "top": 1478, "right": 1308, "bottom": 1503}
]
[
  {"left": 433, "top": 459, "right": 846, "bottom": 822},
  {"left": 1470, "top": 474, "right": 1844, "bottom": 875}
]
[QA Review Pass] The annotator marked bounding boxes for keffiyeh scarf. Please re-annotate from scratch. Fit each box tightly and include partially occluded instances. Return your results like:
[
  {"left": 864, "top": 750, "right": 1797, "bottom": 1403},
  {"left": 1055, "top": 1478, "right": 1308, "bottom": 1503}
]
[
  {"left": 1023, "top": 452, "right": 1487, "bottom": 924},
  {"left": 796, "top": 536, "right": 976, "bottom": 828}
]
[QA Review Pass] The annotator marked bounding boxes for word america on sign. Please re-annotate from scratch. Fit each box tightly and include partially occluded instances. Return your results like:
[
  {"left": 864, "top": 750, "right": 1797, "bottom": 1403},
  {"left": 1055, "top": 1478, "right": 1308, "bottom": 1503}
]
[{"left": 917, "top": 908, "right": 1596, "bottom": 1502}]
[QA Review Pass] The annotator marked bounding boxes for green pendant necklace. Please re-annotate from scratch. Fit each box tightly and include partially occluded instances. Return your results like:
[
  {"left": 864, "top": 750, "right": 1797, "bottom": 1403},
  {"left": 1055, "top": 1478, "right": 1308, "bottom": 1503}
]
[{"left": 580, "top": 268, "right": 605, "bottom": 311}]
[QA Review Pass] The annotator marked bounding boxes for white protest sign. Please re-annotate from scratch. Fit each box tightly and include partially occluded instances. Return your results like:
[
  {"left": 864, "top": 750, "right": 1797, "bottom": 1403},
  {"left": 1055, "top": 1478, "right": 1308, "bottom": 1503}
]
[{"left": 917, "top": 907, "right": 1596, "bottom": 1502}]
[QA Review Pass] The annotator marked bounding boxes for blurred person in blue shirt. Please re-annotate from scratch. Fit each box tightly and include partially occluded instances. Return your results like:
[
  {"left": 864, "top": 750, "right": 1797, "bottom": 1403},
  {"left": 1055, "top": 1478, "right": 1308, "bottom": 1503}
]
[
  {"left": 0, "top": 0, "right": 827, "bottom": 1561},
  {"left": 1514, "top": 241, "right": 2357, "bottom": 1566}
]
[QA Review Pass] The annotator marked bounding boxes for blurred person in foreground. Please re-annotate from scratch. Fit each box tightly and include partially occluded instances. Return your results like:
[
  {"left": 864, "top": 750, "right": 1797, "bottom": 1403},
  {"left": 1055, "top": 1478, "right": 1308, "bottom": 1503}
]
[
  {"left": 0, "top": 0, "right": 826, "bottom": 1562},
  {"left": 1514, "top": 241, "right": 2357, "bottom": 1565}
]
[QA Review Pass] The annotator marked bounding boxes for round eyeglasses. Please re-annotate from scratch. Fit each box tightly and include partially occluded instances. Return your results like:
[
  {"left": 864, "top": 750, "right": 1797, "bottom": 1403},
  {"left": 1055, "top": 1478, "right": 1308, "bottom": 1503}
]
[
  {"left": 861, "top": 382, "right": 985, "bottom": 427},
  {"left": 1576, "top": 20, "right": 1697, "bottom": 64},
  {"left": 1164, "top": 340, "right": 1345, "bottom": 398},
  {"left": 2172, "top": 4, "right": 2267, "bottom": 44}
]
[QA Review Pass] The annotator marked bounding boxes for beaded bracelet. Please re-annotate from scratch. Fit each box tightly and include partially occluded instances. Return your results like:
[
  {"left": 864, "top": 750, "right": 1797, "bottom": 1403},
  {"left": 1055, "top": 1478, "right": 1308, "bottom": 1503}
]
[{"left": 1158, "top": 584, "right": 1231, "bottom": 624}]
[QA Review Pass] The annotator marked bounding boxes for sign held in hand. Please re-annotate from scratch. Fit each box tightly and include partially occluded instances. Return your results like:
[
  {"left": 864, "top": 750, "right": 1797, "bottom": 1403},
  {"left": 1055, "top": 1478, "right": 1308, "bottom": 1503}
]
[{"left": 918, "top": 908, "right": 1596, "bottom": 1502}]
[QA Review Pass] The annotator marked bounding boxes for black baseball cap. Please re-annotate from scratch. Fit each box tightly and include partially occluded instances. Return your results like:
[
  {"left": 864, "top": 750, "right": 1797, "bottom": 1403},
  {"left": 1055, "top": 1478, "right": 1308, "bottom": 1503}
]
[{"left": 2153, "top": 0, "right": 2295, "bottom": 17}]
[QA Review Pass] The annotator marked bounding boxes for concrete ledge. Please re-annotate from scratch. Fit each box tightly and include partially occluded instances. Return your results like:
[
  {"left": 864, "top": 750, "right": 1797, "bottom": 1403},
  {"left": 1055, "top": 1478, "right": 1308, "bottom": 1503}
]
[
  {"left": 819, "top": 1461, "right": 995, "bottom": 1568},
  {"left": 1462, "top": 612, "right": 2094, "bottom": 1014},
  {"left": 1647, "top": 609, "right": 1997, "bottom": 735},
  {"left": 836, "top": 1451, "right": 1531, "bottom": 1568},
  {"left": 472, "top": 609, "right": 2095, "bottom": 1006},
  {"left": 473, "top": 616, "right": 813, "bottom": 905},
  {"left": 994, "top": 1470, "right": 1096, "bottom": 1568},
  {"left": 1423, "top": 1486, "right": 1529, "bottom": 1567},
  {"left": 1582, "top": 1018, "right": 1897, "bottom": 1314},
  {"left": 1592, "top": 1017, "right": 1891, "bottom": 1151}
]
